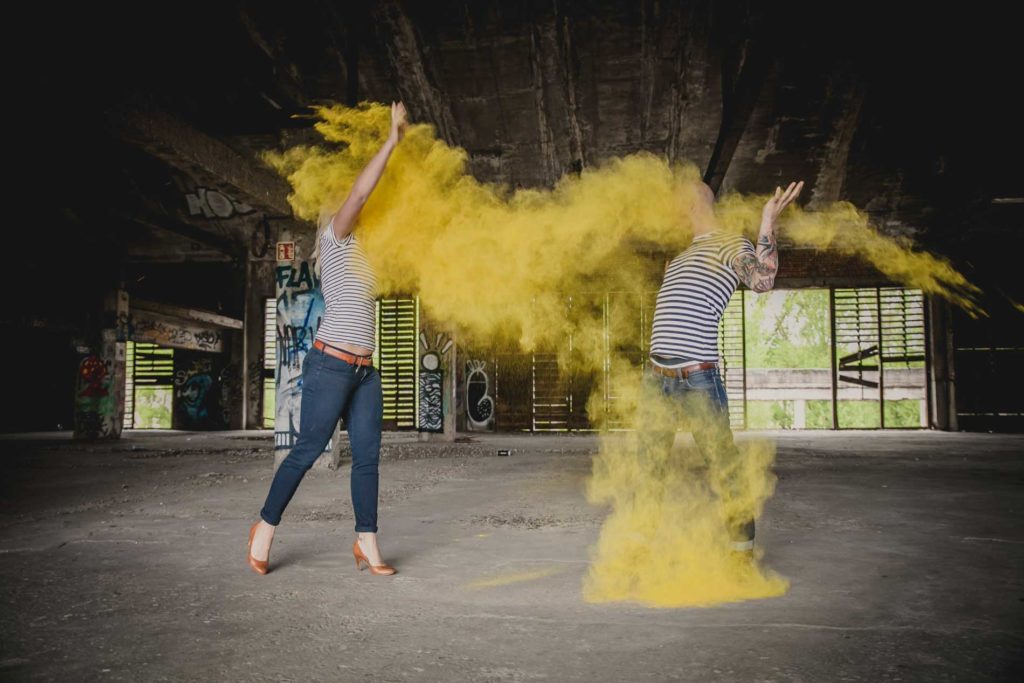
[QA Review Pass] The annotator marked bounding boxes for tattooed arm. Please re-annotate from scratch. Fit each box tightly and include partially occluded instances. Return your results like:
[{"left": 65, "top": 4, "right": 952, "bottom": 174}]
[
  {"left": 732, "top": 225, "right": 779, "bottom": 292},
  {"left": 731, "top": 181, "right": 804, "bottom": 293}
]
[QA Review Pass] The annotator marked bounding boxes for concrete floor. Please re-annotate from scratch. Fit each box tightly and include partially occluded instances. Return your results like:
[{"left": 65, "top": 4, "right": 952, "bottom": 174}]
[{"left": 1, "top": 429, "right": 1022, "bottom": 682}]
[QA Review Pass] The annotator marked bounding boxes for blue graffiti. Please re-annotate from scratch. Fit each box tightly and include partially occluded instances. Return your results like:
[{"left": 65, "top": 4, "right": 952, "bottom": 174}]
[
  {"left": 276, "top": 288, "right": 324, "bottom": 370},
  {"left": 180, "top": 374, "right": 213, "bottom": 421}
]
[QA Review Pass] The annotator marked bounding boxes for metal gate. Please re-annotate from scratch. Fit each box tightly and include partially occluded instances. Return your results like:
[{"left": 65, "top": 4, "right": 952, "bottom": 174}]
[
  {"left": 377, "top": 297, "right": 418, "bottom": 429},
  {"left": 719, "top": 289, "right": 747, "bottom": 429},
  {"left": 830, "top": 287, "right": 926, "bottom": 428},
  {"left": 123, "top": 341, "right": 175, "bottom": 429}
]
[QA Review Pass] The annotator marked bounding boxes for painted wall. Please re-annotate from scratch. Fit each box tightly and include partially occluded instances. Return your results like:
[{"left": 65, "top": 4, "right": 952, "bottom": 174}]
[
  {"left": 274, "top": 234, "right": 325, "bottom": 451},
  {"left": 171, "top": 350, "right": 232, "bottom": 430},
  {"left": 74, "top": 330, "right": 125, "bottom": 439},
  {"left": 417, "top": 330, "right": 452, "bottom": 433}
]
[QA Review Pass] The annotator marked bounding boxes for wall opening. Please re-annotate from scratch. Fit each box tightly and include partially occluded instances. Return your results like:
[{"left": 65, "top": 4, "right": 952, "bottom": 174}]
[{"left": 123, "top": 341, "right": 174, "bottom": 429}]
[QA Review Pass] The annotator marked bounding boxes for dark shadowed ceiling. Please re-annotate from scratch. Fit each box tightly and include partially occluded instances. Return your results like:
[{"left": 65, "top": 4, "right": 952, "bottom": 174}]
[{"left": 19, "top": 1, "right": 1024, "bottom": 303}]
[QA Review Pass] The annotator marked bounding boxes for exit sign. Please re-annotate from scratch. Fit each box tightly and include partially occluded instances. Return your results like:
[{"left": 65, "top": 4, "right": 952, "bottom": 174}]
[{"left": 276, "top": 242, "right": 295, "bottom": 261}]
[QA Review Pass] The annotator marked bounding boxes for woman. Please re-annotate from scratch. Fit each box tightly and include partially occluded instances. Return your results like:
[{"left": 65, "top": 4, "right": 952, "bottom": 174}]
[{"left": 247, "top": 101, "right": 408, "bottom": 576}]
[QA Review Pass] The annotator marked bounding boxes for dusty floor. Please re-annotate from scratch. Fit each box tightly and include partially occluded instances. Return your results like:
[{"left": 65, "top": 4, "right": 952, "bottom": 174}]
[{"left": 1, "top": 429, "right": 1022, "bottom": 682}]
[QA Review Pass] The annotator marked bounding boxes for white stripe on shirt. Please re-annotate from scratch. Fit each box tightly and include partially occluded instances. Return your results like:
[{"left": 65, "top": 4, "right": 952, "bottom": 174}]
[
  {"left": 314, "top": 223, "right": 378, "bottom": 352},
  {"left": 649, "top": 230, "right": 755, "bottom": 362}
]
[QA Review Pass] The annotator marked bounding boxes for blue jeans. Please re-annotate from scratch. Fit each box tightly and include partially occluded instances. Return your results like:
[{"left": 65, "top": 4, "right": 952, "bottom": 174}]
[
  {"left": 637, "top": 363, "right": 755, "bottom": 548},
  {"left": 260, "top": 344, "right": 383, "bottom": 532}
]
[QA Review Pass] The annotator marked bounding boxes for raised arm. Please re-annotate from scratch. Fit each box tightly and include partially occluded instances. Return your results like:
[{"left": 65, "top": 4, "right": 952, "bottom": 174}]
[
  {"left": 731, "top": 180, "right": 803, "bottom": 292},
  {"left": 329, "top": 101, "right": 408, "bottom": 241}
]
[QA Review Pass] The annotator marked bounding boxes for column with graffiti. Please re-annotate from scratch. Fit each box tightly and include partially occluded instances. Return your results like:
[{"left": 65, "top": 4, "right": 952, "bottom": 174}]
[
  {"left": 273, "top": 230, "right": 325, "bottom": 454},
  {"left": 464, "top": 359, "right": 496, "bottom": 431},
  {"left": 74, "top": 290, "right": 128, "bottom": 440},
  {"left": 418, "top": 330, "right": 453, "bottom": 433}
]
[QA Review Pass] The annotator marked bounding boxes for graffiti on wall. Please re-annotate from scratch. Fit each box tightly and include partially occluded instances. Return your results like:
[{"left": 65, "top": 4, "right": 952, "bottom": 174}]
[
  {"left": 275, "top": 262, "right": 321, "bottom": 368},
  {"left": 74, "top": 354, "right": 117, "bottom": 438},
  {"left": 218, "top": 362, "right": 241, "bottom": 428},
  {"left": 418, "top": 331, "right": 453, "bottom": 433},
  {"left": 172, "top": 352, "right": 228, "bottom": 430},
  {"left": 465, "top": 360, "right": 496, "bottom": 431},
  {"left": 247, "top": 357, "right": 265, "bottom": 427},
  {"left": 130, "top": 311, "right": 223, "bottom": 352},
  {"left": 185, "top": 186, "right": 254, "bottom": 219},
  {"left": 275, "top": 258, "right": 325, "bottom": 450}
]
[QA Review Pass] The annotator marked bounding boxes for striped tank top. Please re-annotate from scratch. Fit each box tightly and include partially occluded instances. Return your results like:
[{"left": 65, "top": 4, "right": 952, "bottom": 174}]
[
  {"left": 314, "top": 225, "right": 378, "bottom": 352},
  {"left": 649, "top": 230, "right": 755, "bottom": 363}
]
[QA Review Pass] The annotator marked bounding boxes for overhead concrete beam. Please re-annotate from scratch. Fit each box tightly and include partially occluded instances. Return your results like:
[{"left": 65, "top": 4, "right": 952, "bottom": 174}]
[
  {"left": 132, "top": 299, "right": 243, "bottom": 330},
  {"left": 373, "top": 0, "right": 460, "bottom": 146},
  {"left": 808, "top": 75, "right": 867, "bottom": 210},
  {"left": 105, "top": 97, "right": 293, "bottom": 217},
  {"left": 111, "top": 207, "right": 240, "bottom": 257},
  {"left": 704, "top": 35, "right": 774, "bottom": 193}
]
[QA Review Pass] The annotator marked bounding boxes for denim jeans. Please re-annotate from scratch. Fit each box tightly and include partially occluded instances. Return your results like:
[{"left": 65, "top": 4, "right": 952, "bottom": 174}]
[
  {"left": 637, "top": 363, "right": 755, "bottom": 548},
  {"left": 260, "top": 344, "right": 383, "bottom": 532}
]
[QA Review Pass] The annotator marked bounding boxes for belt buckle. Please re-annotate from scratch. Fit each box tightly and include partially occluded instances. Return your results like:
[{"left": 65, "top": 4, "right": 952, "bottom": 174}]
[{"left": 650, "top": 361, "right": 681, "bottom": 379}]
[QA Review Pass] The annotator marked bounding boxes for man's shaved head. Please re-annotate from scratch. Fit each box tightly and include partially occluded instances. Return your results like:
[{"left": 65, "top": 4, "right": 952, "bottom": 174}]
[
  {"left": 687, "top": 180, "right": 719, "bottom": 236},
  {"left": 696, "top": 181, "right": 715, "bottom": 206}
]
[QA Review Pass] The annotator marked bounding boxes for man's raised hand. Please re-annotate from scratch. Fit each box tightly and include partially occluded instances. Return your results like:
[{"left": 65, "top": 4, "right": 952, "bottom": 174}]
[{"left": 762, "top": 180, "right": 804, "bottom": 226}]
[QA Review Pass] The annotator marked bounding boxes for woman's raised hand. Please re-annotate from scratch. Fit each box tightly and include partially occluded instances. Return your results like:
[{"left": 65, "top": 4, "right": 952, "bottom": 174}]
[{"left": 390, "top": 101, "right": 408, "bottom": 142}]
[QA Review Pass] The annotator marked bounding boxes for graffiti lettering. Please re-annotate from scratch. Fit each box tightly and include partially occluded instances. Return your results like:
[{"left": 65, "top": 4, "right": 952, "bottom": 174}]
[
  {"left": 185, "top": 187, "right": 254, "bottom": 219},
  {"left": 275, "top": 255, "right": 326, "bottom": 451}
]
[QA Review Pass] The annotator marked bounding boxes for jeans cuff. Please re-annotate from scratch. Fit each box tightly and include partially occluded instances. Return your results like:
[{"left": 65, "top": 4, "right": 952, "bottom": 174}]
[
  {"left": 260, "top": 510, "right": 280, "bottom": 526},
  {"left": 354, "top": 524, "right": 378, "bottom": 533}
]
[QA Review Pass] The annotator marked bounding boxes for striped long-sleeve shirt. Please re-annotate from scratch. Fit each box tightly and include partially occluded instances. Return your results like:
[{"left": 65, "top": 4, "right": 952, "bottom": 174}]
[
  {"left": 314, "top": 224, "right": 378, "bottom": 352},
  {"left": 649, "top": 230, "right": 756, "bottom": 363}
]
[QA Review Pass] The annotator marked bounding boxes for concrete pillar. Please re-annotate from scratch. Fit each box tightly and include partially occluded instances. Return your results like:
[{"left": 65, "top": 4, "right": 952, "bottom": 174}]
[
  {"left": 223, "top": 327, "right": 245, "bottom": 430},
  {"left": 793, "top": 399, "right": 806, "bottom": 429},
  {"left": 444, "top": 331, "right": 457, "bottom": 438},
  {"left": 927, "top": 296, "right": 957, "bottom": 430},
  {"left": 243, "top": 256, "right": 276, "bottom": 429},
  {"left": 74, "top": 290, "right": 128, "bottom": 440},
  {"left": 417, "top": 322, "right": 456, "bottom": 442},
  {"left": 272, "top": 224, "right": 343, "bottom": 470}
]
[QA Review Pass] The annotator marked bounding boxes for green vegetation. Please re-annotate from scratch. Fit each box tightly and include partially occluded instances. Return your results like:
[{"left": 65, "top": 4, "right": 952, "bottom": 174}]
[
  {"left": 741, "top": 289, "right": 924, "bottom": 430},
  {"left": 747, "top": 399, "right": 923, "bottom": 429},
  {"left": 133, "top": 387, "right": 173, "bottom": 429},
  {"left": 263, "top": 384, "right": 276, "bottom": 429},
  {"left": 744, "top": 289, "right": 831, "bottom": 370}
]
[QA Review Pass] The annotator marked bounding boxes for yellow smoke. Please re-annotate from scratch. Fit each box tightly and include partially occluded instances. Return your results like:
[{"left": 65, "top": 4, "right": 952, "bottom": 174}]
[
  {"left": 264, "top": 102, "right": 981, "bottom": 607},
  {"left": 469, "top": 566, "right": 565, "bottom": 589},
  {"left": 583, "top": 366, "right": 788, "bottom": 606}
]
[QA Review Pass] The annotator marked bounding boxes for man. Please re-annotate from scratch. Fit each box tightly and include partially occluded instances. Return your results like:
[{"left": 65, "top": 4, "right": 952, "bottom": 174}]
[{"left": 641, "top": 179, "right": 804, "bottom": 554}]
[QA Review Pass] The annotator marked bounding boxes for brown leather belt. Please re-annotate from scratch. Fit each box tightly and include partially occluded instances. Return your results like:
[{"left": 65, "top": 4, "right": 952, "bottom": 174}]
[
  {"left": 313, "top": 339, "right": 373, "bottom": 367},
  {"left": 649, "top": 360, "right": 717, "bottom": 379}
]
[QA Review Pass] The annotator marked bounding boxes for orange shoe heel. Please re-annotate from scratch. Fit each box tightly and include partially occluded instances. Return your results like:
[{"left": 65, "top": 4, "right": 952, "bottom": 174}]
[
  {"left": 247, "top": 521, "right": 269, "bottom": 575},
  {"left": 352, "top": 540, "right": 396, "bottom": 576}
]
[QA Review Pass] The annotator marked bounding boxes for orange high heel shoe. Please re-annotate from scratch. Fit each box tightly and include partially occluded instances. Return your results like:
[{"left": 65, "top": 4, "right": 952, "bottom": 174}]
[
  {"left": 353, "top": 539, "right": 396, "bottom": 576},
  {"left": 247, "top": 521, "right": 269, "bottom": 575}
]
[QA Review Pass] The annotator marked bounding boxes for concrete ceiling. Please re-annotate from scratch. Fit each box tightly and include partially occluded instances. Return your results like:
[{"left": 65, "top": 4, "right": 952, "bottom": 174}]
[{"left": 26, "top": 1, "right": 1023, "bottom": 294}]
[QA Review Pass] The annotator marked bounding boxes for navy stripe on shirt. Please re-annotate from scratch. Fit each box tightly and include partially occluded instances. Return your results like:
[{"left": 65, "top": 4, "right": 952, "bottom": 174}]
[
  {"left": 314, "top": 223, "right": 378, "bottom": 352},
  {"left": 649, "top": 230, "right": 755, "bottom": 362}
]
